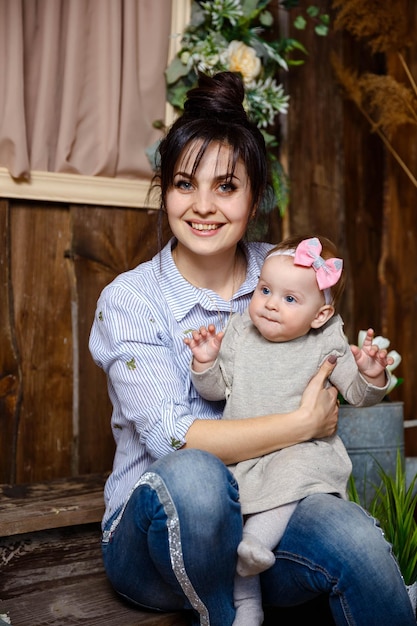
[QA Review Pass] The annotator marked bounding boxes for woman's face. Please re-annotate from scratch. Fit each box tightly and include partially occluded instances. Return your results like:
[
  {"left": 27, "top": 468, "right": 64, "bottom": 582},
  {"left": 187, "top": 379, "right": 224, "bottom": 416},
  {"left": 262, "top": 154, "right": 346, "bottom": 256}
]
[{"left": 165, "top": 141, "right": 253, "bottom": 258}]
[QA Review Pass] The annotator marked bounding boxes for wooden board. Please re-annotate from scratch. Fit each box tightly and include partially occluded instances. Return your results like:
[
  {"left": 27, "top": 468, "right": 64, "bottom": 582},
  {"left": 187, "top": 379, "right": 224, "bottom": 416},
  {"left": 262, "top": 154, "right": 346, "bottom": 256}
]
[
  {"left": 0, "top": 474, "right": 106, "bottom": 536},
  {"left": 0, "top": 524, "right": 189, "bottom": 626},
  {"left": 0, "top": 523, "right": 337, "bottom": 626},
  {"left": 0, "top": 200, "right": 20, "bottom": 484},
  {"left": 10, "top": 202, "right": 74, "bottom": 483},
  {"left": 0, "top": 576, "right": 189, "bottom": 626}
]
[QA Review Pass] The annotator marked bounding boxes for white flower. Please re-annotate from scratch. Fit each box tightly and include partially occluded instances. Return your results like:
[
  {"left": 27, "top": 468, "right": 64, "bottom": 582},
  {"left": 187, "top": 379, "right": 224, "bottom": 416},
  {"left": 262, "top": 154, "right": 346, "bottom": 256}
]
[
  {"left": 357, "top": 330, "right": 402, "bottom": 395},
  {"left": 386, "top": 349, "right": 402, "bottom": 371},
  {"left": 200, "top": 0, "right": 243, "bottom": 29},
  {"left": 227, "top": 41, "right": 261, "bottom": 84},
  {"left": 371, "top": 334, "right": 391, "bottom": 351},
  {"left": 245, "top": 76, "right": 289, "bottom": 127}
]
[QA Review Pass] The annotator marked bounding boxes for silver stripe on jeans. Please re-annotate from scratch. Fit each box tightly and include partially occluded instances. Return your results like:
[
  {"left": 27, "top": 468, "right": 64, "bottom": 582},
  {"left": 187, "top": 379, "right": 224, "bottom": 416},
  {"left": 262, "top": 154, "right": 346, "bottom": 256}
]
[
  {"left": 121, "top": 471, "right": 210, "bottom": 625},
  {"left": 140, "top": 472, "right": 210, "bottom": 624}
]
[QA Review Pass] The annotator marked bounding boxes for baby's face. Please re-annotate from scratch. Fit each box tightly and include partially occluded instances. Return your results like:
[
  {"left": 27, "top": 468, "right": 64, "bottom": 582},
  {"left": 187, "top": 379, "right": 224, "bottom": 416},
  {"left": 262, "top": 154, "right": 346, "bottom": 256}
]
[{"left": 248, "top": 254, "right": 327, "bottom": 342}]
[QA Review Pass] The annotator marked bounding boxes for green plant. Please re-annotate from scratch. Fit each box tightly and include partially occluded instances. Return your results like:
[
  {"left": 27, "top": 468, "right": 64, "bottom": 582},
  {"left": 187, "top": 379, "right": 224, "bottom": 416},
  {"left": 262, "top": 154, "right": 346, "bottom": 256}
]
[
  {"left": 348, "top": 450, "right": 417, "bottom": 585},
  {"left": 152, "top": 0, "right": 329, "bottom": 230}
]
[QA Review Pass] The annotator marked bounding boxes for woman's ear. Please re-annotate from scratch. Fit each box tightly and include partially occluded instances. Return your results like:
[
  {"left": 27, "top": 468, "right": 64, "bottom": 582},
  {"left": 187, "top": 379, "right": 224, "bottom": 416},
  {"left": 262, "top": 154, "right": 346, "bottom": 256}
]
[{"left": 311, "top": 305, "right": 335, "bottom": 329}]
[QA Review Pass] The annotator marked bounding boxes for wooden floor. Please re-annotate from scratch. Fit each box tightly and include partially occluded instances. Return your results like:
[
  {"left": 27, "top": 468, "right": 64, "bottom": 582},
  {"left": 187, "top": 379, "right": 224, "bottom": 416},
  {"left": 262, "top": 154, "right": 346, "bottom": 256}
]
[
  {"left": 0, "top": 522, "right": 337, "bottom": 626},
  {"left": 0, "top": 475, "right": 336, "bottom": 625},
  {"left": 0, "top": 524, "right": 189, "bottom": 626}
]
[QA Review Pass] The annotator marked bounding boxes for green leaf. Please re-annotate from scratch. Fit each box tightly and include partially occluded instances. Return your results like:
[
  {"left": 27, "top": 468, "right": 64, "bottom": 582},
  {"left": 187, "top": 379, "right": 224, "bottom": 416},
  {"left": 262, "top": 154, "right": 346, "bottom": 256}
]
[
  {"left": 165, "top": 57, "right": 189, "bottom": 85},
  {"left": 269, "top": 158, "right": 290, "bottom": 217},
  {"left": 293, "top": 15, "right": 307, "bottom": 30},
  {"left": 353, "top": 450, "right": 417, "bottom": 585},
  {"left": 242, "top": 0, "right": 262, "bottom": 16},
  {"left": 315, "top": 23, "right": 329, "bottom": 37},
  {"left": 259, "top": 10, "right": 273, "bottom": 27},
  {"left": 306, "top": 5, "right": 319, "bottom": 18},
  {"left": 281, "top": 0, "right": 301, "bottom": 8},
  {"left": 145, "top": 139, "right": 162, "bottom": 172}
]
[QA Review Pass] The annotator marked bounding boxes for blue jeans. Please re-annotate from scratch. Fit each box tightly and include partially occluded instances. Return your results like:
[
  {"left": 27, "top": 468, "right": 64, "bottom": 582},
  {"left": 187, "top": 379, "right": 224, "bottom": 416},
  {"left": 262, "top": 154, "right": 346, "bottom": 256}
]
[{"left": 102, "top": 449, "right": 416, "bottom": 626}]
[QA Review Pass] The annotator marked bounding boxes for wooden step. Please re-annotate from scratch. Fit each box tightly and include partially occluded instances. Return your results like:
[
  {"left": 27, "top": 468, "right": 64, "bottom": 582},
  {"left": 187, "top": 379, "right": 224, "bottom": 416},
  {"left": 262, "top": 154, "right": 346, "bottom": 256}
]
[
  {"left": 0, "top": 474, "right": 107, "bottom": 536},
  {"left": 0, "top": 475, "right": 190, "bottom": 625},
  {"left": 0, "top": 475, "right": 336, "bottom": 625},
  {"left": 0, "top": 523, "right": 190, "bottom": 626},
  {"left": 0, "top": 521, "right": 336, "bottom": 625}
]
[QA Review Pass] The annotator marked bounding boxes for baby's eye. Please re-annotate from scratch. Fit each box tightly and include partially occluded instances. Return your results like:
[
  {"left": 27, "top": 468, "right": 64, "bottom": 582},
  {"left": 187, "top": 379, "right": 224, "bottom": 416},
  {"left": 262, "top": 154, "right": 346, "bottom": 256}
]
[
  {"left": 261, "top": 286, "right": 271, "bottom": 296},
  {"left": 285, "top": 295, "right": 296, "bottom": 303}
]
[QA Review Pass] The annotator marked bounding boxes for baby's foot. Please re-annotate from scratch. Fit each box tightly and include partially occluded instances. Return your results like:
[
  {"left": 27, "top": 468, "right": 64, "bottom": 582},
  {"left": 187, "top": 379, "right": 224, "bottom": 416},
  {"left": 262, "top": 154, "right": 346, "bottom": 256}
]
[{"left": 236, "top": 535, "right": 275, "bottom": 576}]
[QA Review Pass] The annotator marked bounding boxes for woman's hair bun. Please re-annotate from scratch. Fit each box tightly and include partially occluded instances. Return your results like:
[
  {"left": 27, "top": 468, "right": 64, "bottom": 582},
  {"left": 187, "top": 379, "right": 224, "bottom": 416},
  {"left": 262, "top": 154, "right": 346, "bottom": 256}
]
[{"left": 184, "top": 71, "right": 247, "bottom": 123}]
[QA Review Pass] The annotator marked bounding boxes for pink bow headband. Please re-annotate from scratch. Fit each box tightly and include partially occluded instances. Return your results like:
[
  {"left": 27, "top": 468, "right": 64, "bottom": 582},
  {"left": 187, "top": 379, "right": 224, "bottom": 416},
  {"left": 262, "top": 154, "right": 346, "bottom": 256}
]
[{"left": 268, "top": 237, "right": 343, "bottom": 304}]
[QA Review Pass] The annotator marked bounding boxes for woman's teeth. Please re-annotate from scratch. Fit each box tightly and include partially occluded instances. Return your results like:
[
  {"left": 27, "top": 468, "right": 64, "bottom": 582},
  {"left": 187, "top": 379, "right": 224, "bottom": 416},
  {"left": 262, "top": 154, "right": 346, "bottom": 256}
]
[{"left": 191, "top": 223, "right": 219, "bottom": 231}]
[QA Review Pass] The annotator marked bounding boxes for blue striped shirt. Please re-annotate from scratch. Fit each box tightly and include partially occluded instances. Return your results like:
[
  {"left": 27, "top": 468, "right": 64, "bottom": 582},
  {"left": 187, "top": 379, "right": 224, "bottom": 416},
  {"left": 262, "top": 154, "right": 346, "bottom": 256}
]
[{"left": 89, "top": 237, "right": 272, "bottom": 525}]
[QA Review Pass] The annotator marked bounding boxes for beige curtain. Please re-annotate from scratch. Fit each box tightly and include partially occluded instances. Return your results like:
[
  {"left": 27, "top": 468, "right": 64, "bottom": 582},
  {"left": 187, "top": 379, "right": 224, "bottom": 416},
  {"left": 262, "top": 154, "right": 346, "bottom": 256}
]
[{"left": 0, "top": 0, "right": 172, "bottom": 180}]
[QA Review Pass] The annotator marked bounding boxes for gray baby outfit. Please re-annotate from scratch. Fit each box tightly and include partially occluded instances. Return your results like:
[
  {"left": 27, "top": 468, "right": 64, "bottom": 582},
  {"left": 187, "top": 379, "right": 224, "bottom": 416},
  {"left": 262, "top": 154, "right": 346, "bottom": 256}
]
[{"left": 191, "top": 312, "right": 389, "bottom": 515}]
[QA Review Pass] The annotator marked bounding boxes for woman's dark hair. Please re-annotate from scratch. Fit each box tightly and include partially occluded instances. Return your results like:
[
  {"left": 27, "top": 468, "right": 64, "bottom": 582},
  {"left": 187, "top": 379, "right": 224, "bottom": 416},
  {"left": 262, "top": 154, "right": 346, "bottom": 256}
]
[{"left": 153, "top": 72, "right": 268, "bottom": 216}]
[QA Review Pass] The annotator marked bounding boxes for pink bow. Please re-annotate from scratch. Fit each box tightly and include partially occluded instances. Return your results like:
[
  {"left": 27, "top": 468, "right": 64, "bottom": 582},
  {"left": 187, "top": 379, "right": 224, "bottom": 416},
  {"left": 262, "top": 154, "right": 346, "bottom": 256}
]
[{"left": 294, "top": 238, "right": 343, "bottom": 290}]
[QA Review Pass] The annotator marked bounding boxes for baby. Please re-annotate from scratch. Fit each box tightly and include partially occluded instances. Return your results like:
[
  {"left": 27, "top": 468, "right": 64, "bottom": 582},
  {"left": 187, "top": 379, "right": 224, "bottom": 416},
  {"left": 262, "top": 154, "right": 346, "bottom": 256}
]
[{"left": 185, "top": 235, "right": 392, "bottom": 626}]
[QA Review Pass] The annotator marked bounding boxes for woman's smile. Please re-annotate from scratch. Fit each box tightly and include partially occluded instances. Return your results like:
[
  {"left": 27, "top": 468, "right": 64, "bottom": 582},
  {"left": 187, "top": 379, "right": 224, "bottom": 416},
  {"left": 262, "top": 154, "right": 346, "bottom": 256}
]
[{"left": 189, "top": 221, "right": 224, "bottom": 233}]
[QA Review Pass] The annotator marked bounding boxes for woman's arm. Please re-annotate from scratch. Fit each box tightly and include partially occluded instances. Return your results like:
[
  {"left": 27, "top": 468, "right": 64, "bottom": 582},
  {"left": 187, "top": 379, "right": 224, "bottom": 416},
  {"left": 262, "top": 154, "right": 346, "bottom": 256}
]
[
  {"left": 184, "top": 357, "right": 338, "bottom": 465},
  {"left": 91, "top": 282, "right": 338, "bottom": 466}
]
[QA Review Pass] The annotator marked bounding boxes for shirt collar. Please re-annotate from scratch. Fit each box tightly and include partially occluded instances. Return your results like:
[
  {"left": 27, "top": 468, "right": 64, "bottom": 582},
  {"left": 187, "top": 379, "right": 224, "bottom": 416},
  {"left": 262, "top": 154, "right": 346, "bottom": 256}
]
[{"left": 155, "top": 238, "right": 262, "bottom": 322}]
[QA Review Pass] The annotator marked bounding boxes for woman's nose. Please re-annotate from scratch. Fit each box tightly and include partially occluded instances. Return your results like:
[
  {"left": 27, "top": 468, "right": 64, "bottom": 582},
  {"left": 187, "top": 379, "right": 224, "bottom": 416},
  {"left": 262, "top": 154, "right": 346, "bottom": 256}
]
[{"left": 194, "top": 191, "right": 215, "bottom": 215}]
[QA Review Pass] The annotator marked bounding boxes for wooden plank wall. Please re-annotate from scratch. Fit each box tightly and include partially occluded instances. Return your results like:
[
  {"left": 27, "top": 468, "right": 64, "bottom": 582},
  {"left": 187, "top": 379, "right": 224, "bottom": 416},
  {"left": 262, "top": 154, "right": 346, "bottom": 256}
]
[
  {"left": 0, "top": 200, "right": 171, "bottom": 483},
  {"left": 1, "top": 0, "right": 416, "bottom": 485},
  {"left": 0, "top": 199, "right": 283, "bottom": 485},
  {"left": 382, "top": 6, "right": 417, "bottom": 456},
  {"left": 285, "top": 0, "right": 417, "bottom": 456}
]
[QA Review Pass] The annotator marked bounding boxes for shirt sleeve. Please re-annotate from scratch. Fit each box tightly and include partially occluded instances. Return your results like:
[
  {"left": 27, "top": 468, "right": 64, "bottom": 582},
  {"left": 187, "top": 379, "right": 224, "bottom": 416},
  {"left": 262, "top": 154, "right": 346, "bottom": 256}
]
[
  {"left": 89, "top": 283, "right": 196, "bottom": 458},
  {"left": 191, "top": 360, "right": 228, "bottom": 401}
]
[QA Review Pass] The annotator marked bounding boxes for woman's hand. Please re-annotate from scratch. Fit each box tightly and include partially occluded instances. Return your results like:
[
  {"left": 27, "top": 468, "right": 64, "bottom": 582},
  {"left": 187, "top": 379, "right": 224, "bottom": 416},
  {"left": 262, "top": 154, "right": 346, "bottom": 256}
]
[{"left": 299, "top": 356, "right": 339, "bottom": 440}]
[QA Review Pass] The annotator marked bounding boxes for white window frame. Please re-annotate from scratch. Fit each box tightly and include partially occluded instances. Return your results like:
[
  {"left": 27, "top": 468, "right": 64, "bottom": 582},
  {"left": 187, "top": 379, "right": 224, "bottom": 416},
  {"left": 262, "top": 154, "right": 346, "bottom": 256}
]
[{"left": 0, "top": 0, "right": 191, "bottom": 209}]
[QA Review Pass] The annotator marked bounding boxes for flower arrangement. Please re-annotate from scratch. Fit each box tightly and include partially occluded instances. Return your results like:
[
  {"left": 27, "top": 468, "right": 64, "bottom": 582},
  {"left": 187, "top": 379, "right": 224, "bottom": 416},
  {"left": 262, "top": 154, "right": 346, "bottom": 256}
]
[
  {"left": 159, "top": 0, "right": 329, "bottom": 227},
  {"left": 166, "top": 0, "right": 292, "bottom": 133}
]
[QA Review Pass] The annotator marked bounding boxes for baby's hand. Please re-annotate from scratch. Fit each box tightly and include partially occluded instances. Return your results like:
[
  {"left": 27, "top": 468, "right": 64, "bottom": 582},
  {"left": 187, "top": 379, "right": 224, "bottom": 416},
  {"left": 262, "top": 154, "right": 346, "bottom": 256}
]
[
  {"left": 350, "top": 328, "right": 394, "bottom": 382},
  {"left": 184, "top": 324, "right": 224, "bottom": 365}
]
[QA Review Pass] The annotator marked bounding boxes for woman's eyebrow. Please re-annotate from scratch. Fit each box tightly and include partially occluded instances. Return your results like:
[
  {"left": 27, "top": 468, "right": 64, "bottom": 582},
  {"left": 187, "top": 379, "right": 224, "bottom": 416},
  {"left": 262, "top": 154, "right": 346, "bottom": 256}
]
[
  {"left": 173, "top": 170, "right": 192, "bottom": 178},
  {"left": 215, "top": 172, "right": 241, "bottom": 183},
  {"left": 173, "top": 171, "right": 241, "bottom": 182}
]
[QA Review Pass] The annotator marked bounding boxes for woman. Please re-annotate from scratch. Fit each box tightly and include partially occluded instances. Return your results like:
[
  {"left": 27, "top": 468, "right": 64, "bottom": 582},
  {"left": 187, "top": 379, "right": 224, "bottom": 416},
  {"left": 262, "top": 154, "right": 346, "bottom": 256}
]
[{"left": 89, "top": 72, "right": 415, "bottom": 625}]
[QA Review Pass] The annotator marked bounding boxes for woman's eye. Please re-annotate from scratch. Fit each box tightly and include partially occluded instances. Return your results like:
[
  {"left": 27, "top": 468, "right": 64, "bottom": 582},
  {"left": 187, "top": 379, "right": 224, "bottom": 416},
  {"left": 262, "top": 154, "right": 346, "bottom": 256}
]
[
  {"left": 219, "top": 182, "right": 236, "bottom": 193},
  {"left": 175, "top": 180, "right": 192, "bottom": 191}
]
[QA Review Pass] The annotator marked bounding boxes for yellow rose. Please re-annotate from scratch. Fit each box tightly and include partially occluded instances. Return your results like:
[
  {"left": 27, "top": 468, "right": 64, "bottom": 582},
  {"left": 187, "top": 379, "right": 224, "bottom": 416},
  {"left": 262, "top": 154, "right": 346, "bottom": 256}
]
[{"left": 227, "top": 41, "right": 261, "bottom": 83}]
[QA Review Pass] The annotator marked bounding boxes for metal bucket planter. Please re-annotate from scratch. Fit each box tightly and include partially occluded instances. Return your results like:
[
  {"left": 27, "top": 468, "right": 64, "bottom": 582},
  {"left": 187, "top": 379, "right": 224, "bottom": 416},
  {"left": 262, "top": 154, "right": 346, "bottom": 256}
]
[{"left": 337, "top": 402, "right": 404, "bottom": 507}]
